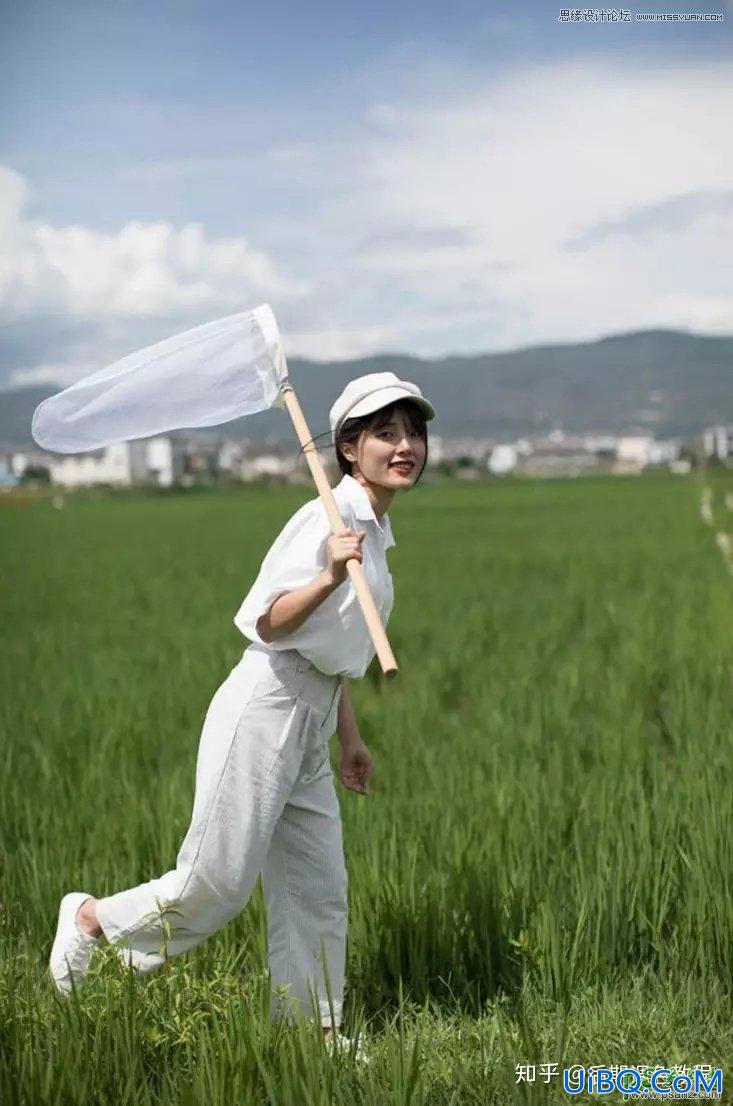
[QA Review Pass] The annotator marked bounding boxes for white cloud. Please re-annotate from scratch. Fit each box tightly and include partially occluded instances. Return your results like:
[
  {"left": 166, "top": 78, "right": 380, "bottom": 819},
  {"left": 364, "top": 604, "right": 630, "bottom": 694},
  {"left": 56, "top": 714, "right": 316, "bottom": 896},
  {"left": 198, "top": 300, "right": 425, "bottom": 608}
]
[
  {"left": 284, "top": 323, "right": 399, "bottom": 361},
  {"left": 662, "top": 293, "right": 733, "bottom": 332},
  {"left": 334, "top": 58, "right": 733, "bottom": 349},
  {"left": 2, "top": 54, "right": 733, "bottom": 385},
  {"left": 9, "top": 361, "right": 97, "bottom": 387},
  {"left": 0, "top": 165, "right": 310, "bottom": 384},
  {"left": 565, "top": 189, "right": 733, "bottom": 249},
  {"left": 0, "top": 168, "right": 303, "bottom": 321}
]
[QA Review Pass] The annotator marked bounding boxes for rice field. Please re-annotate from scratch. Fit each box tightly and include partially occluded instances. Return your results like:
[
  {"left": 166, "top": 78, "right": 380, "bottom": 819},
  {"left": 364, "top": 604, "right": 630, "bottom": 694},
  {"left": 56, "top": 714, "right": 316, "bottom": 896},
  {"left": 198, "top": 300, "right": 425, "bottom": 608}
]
[{"left": 1, "top": 471, "right": 732, "bottom": 1104}]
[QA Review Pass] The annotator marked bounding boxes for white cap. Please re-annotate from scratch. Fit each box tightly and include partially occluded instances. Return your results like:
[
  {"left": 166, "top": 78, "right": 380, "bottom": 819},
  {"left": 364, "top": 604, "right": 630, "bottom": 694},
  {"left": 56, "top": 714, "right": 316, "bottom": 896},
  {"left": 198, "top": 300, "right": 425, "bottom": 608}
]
[{"left": 329, "top": 372, "right": 436, "bottom": 438}]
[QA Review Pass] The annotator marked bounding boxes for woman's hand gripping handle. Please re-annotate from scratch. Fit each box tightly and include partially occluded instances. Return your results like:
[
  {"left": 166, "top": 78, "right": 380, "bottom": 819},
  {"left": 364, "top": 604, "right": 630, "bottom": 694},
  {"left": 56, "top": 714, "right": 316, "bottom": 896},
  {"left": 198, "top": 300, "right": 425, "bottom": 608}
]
[{"left": 324, "top": 529, "right": 367, "bottom": 586}]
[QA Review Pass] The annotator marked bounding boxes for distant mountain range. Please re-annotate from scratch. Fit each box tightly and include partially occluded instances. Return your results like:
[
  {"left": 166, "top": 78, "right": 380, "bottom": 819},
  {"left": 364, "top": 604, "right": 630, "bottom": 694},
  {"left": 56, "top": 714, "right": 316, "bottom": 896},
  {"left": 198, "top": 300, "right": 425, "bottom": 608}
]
[{"left": 2, "top": 328, "right": 731, "bottom": 448}]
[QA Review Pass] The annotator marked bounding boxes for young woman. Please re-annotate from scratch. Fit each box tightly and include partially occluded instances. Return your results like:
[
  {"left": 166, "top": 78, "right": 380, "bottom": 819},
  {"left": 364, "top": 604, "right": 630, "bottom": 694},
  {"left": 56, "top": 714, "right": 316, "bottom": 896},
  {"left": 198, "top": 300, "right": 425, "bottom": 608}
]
[{"left": 49, "top": 371, "right": 434, "bottom": 1054}]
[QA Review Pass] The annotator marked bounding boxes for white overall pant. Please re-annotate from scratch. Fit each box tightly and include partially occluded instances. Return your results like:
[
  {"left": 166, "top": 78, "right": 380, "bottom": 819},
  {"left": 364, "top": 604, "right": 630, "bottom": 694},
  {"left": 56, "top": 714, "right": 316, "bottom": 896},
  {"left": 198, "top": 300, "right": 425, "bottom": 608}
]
[{"left": 95, "top": 644, "right": 347, "bottom": 1027}]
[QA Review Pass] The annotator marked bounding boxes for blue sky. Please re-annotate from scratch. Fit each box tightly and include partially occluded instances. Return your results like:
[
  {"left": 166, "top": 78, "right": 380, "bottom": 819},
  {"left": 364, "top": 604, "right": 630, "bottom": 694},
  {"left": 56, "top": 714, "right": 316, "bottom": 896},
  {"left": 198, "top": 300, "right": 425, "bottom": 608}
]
[{"left": 1, "top": 0, "right": 731, "bottom": 386}]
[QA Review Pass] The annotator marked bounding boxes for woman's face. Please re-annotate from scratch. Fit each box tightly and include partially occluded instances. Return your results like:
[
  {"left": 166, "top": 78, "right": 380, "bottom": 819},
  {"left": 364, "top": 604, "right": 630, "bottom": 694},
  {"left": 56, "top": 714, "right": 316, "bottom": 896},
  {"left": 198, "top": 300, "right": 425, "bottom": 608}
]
[{"left": 350, "top": 407, "right": 427, "bottom": 490}]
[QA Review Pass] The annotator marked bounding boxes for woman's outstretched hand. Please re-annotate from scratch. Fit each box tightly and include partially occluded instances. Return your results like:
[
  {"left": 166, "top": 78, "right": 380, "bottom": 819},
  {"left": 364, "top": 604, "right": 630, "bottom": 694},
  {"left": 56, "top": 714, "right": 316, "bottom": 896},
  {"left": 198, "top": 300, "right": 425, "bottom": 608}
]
[{"left": 337, "top": 738, "right": 374, "bottom": 795}]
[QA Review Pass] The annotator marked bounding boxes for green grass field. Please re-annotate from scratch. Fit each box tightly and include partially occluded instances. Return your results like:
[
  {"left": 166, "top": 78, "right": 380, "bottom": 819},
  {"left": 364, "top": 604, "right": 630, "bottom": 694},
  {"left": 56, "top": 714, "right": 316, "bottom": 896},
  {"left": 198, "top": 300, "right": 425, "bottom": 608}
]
[{"left": 2, "top": 473, "right": 732, "bottom": 1104}]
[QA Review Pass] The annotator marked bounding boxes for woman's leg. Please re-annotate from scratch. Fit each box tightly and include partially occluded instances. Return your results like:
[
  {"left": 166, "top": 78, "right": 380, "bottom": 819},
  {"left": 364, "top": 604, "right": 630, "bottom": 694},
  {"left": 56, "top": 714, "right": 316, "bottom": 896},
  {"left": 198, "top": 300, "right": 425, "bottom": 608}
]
[
  {"left": 94, "top": 672, "right": 311, "bottom": 972},
  {"left": 262, "top": 740, "right": 348, "bottom": 1030}
]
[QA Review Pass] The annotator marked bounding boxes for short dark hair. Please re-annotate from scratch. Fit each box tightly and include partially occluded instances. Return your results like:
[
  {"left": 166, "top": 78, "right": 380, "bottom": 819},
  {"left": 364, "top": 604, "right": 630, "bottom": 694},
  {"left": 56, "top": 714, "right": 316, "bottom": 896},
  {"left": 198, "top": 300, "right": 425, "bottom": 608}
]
[{"left": 334, "top": 398, "right": 429, "bottom": 486}]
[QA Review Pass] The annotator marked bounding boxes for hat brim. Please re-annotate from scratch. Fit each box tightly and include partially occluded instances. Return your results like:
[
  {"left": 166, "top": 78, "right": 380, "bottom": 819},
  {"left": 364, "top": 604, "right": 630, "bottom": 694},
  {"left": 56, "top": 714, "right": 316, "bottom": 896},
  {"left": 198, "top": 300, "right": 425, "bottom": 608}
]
[{"left": 339, "top": 386, "right": 435, "bottom": 432}]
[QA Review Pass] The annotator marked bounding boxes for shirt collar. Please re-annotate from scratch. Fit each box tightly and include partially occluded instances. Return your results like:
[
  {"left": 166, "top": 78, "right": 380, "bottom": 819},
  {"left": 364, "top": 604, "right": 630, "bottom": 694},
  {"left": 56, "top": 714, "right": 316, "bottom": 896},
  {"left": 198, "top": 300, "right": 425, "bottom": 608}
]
[{"left": 336, "top": 474, "right": 396, "bottom": 549}]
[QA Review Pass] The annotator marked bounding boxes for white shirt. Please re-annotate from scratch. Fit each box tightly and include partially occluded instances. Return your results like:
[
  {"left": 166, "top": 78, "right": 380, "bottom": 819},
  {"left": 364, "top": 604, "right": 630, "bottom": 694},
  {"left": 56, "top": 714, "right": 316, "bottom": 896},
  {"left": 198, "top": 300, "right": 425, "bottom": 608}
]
[{"left": 234, "top": 474, "right": 396, "bottom": 678}]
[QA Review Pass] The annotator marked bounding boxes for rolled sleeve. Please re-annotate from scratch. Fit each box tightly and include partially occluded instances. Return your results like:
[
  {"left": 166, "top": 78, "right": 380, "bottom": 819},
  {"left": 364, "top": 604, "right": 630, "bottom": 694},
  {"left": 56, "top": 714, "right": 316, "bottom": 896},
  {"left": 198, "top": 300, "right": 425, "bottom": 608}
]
[{"left": 234, "top": 500, "right": 332, "bottom": 645}]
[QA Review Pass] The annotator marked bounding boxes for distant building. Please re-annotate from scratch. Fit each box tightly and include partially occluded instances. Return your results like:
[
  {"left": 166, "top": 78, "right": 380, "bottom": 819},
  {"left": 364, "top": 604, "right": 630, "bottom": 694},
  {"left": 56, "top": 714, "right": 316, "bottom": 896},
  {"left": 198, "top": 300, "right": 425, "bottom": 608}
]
[
  {"left": 236, "top": 447, "right": 314, "bottom": 485},
  {"left": 31, "top": 437, "right": 186, "bottom": 488},
  {"left": 517, "top": 448, "right": 602, "bottom": 478},
  {"left": 616, "top": 436, "right": 654, "bottom": 470},
  {"left": 0, "top": 454, "right": 20, "bottom": 488},
  {"left": 48, "top": 442, "right": 132, "bottom": 488},
  {"left": 615, "top": 435, "right": 679, "bottom": 472},
  {"left": 240, "top": 454, "right": 289, "bottom": 480},
  {"left": 703, "top": 425, "right": 733, "bottom": 463},
  {"left": 646, "top": 439, "right": 679, "bottom": 465},
  {"left": 218, "top": 439, "right": 246, "bottom": 473},
  {"left": 583, "top": 434, "right": 618, "bottom": 457},
  {"left": 488, "top": 444, "right": 518, "bottom": 475},
  {"left": 426, "top": 434, "right": 444, "bottom": 464},
  {"left": 141, "top": 437, "right": 179, "bottom": 487},
  {"left": 531, "top": 430, "right": 588, "bottom": 452},
  {"left": 438, "top": 436, "right": 495, "bottom": 462},
  {"left": 9, "top": 449, "right": 51, "bottom": 478},
  {"left": 612, "top": 458, "right": 646, "bottom": 476}
]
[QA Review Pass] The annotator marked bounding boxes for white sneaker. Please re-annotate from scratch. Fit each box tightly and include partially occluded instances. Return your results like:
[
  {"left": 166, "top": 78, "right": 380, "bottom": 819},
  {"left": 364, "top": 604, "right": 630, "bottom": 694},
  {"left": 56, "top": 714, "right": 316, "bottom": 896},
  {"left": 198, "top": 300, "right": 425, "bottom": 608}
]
[
  {"left": 325, "top": 1032, "right": 370, "bottom": 1063},
  {"left": 49, "top": 892, "right": 101, "bottom": 993}
]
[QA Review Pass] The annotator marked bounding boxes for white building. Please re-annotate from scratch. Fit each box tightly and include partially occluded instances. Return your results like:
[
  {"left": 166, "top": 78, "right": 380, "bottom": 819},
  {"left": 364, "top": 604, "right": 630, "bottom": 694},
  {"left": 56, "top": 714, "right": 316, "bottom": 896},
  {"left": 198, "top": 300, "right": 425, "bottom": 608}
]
[
  {"left": 426, "top": 434, "right": 443, "bottom": 464},
  {"left": 646, "top": 439, "right": 679, "bottom": 465},
  {"left": 616, "top": 436, "right": 655, "bottom": 466},
  {"left": 141, "top": 436, "right": 181, "bottom": 487},
  {"left": 703, "top": 425, "right": 733, "bottom": 462},
  {"left": 488, "top": 444, "right": 518, "bottom": 475},
  {"left": 10, "top": 449, "right": 52, "bottom": 478},
  {"left": 0, "top": 454, "right": 20, "bottom": 487},
  {"left": 616, "top": 435, "right": 679, "bottom": 468},
  {"left": 38, "top": 436, "right": 183, "bottom": 488},
  {"left": 218, "top": 439, "right": 246, "bottom": 473},
  {"left": 239, "top": 454, "right": 290, "bottom": 480},
  {"left": 48, "top": 442, "right": 132, "bottom": 488}
]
